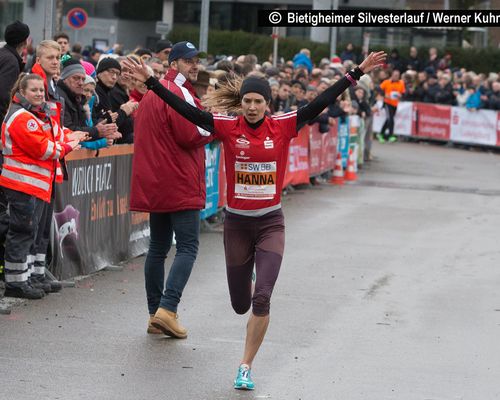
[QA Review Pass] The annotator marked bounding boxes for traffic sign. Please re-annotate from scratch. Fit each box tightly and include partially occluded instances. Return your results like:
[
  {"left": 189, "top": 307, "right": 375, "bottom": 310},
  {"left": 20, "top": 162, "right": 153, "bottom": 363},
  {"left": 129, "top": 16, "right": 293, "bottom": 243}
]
[{"left": 67, "top": 8, "right": 88, "bottom": 30}]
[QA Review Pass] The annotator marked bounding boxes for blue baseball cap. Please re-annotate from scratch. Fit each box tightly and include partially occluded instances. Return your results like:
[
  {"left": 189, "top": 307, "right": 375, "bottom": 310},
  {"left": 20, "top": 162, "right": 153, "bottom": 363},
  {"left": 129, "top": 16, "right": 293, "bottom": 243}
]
[{"left": 168, "top": 41, "right": 206, "bottom": 63}]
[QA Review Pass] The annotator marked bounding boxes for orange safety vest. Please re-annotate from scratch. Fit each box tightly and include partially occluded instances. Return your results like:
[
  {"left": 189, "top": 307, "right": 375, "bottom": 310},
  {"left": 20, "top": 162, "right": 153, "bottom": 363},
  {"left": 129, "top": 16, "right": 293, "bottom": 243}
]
[{"left": 0, "top": 100, "right": 69, "bottom": 202}]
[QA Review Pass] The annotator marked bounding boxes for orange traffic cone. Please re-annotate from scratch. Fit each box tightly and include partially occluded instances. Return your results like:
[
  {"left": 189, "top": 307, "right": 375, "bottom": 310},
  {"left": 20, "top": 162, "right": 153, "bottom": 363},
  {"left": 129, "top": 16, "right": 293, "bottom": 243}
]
[
  {"left": 345, "top": 149, "right": 358, "bottom": 182},
  {"left": 330, "top": 151, "right": 344, "bottom": 185}
]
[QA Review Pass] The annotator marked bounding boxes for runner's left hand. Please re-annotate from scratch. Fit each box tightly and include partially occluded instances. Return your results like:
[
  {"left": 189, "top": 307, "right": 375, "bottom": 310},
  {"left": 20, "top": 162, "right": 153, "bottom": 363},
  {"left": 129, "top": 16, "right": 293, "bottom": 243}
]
[{"left": 359, "top": 51, "right": 386, "bottom": 73}]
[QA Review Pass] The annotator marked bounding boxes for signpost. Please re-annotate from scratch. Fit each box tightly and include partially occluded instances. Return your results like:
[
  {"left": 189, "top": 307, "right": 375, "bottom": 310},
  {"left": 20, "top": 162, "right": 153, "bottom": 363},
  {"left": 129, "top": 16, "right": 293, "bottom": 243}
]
[
  {"left": 43, "top": 0, "right": 54, "bottom": 39},
  {"left": 155, "top": 21, "right": 170, "bottom": 39}
]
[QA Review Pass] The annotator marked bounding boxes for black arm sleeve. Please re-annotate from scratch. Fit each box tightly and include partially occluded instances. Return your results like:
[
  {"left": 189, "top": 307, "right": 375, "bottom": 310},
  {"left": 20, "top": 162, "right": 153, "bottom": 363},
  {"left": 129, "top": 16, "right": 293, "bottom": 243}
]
[
  {"left": 145, "top": 76, "right": 215, "bottom": 133},
  {"left": 296, "top": 68, "right": 363, "bottom": 131}
]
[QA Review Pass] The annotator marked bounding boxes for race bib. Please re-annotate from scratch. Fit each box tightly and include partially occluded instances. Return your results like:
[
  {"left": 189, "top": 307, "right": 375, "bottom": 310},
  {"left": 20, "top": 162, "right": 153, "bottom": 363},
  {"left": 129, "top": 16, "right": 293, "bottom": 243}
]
[
  {"left": 390, "top": 91, "right": 400, "bottom": 99},
  {"left": 234, "top": 161, "right": 277, "bottom": 200}
]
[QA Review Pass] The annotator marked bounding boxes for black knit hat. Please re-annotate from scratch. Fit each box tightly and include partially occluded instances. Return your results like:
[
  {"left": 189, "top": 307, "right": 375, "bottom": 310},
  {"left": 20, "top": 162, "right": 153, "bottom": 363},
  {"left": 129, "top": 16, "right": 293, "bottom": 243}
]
[
  {"left": 96, "top": 57, "right": 122, "bottom": 75},
  {"left": 4, "top": 20, "right": 30, "bottom": 47},
  {"left": 240, "top": 77, "right": 271, "bottom": 102}
]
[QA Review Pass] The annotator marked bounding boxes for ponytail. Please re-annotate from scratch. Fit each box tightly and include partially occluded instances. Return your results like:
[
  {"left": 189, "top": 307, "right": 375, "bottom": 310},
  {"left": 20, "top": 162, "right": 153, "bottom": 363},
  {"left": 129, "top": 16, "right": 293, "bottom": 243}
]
[{"left": 202, "top": 73, "right": 243, "bottom": 114}]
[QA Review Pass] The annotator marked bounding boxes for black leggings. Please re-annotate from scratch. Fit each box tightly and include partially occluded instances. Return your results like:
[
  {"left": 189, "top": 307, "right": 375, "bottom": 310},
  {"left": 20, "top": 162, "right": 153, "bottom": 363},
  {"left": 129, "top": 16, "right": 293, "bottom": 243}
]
[
  {"left": 223, "top": 209, "right": 285, "bottom": 316},
  {"left": 381, "top": 103, "right": 397, "bottom": 139}
]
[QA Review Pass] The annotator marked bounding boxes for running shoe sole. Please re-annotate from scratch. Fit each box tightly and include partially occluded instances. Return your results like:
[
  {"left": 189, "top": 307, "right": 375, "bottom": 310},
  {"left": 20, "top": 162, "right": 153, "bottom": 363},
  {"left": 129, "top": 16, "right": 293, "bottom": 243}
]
[{"left": 234, "top": 382, "right": 254, "bottom": 390}]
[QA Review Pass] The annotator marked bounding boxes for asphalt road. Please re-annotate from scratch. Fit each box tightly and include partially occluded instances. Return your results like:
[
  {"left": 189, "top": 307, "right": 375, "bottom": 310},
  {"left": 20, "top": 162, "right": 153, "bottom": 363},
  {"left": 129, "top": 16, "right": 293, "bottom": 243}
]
[{"left": 1, "top": 140, "right": 500, "bottom": 400}]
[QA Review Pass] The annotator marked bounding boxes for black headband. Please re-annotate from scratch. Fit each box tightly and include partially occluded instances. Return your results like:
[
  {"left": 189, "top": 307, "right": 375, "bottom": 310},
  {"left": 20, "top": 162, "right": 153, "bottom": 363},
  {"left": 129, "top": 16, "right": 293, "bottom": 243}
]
[{"left": 240, "top": 77, "right": 271, "bottom": 102}]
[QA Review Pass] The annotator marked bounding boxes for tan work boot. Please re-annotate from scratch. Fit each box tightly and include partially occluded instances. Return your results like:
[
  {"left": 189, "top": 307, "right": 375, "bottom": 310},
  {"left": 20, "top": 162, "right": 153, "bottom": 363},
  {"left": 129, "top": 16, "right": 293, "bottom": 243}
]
[
  {"left": 147, "top": 314, "right": 163, "bottom": 334},
  {"left": 151, "top": 307, "right": 188, "bottom": 339}
]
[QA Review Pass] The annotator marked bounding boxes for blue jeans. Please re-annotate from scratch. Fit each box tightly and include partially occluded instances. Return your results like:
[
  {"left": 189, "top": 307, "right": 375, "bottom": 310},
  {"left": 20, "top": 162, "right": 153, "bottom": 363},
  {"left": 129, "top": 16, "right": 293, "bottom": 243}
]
[{"left": 144, "top": 210, "right": 200, "bottom": 315}]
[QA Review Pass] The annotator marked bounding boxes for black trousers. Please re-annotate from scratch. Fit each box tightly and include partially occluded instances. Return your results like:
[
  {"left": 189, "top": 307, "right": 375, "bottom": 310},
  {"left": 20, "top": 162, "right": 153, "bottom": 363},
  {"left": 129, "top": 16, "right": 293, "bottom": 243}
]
[
  {"left": 3, "top": 188, "right": 44, "bottom": 285},
  {"left": 0, "top": 187, "right": 9, "bottom": 265},
  {"left": 30, "top": 194, "right": 54, "bottom": 275}
]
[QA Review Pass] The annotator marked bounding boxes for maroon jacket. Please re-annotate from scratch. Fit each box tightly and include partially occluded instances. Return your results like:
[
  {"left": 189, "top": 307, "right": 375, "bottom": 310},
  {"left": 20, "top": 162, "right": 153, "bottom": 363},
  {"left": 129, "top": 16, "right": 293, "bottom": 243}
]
[{"left": 130, "top": 69, "right": 212, "bottom": 213}]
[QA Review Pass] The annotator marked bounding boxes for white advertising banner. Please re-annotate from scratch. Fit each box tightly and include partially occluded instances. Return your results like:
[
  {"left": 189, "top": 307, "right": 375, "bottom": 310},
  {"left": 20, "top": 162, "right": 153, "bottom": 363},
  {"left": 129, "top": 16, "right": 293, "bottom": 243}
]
[
  {"left": 394, "top": 101, "right": 414, "bottom": 136},
  {"left": 450, "top": 107, "right": 497, "bottom": 146},
  {"left": 372, "top": 105, "right": 387, "bottom": 133}
]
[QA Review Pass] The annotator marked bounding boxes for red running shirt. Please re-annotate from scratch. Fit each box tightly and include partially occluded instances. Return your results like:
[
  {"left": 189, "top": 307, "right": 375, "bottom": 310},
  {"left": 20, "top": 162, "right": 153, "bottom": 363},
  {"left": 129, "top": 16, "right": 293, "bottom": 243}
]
[{"left": 213, "top": 111, "right": 297, "bottom": 214}]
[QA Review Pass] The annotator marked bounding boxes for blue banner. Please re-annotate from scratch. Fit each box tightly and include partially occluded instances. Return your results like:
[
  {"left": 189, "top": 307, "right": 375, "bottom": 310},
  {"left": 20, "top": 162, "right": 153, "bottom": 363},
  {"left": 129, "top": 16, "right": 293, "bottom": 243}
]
[
  {"left": 337, "top": 117, "right": 350, "bottom": 168},
  {"left": 201, "top": 143, "right": 221, "bottom": 219}
]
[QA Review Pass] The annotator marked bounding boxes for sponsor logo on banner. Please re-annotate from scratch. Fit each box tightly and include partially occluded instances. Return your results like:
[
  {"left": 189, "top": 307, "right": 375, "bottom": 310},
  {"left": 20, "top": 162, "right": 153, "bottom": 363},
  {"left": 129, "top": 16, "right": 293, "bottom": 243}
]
[
  {"left": 451, "top": 107, "right": 497, "bottom": 145},
  {"left": 235, "top": 161, "right": 276, "bottom": 200},
  {"left": 416, "top": 103, "right": 451, "bottom": 140}
]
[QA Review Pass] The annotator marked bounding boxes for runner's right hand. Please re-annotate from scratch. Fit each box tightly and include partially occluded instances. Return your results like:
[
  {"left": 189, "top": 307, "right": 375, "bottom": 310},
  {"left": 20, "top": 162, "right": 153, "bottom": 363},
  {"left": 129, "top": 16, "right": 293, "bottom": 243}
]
[{"left": 122, "top": 57, "right": 152, "bottom": 83}]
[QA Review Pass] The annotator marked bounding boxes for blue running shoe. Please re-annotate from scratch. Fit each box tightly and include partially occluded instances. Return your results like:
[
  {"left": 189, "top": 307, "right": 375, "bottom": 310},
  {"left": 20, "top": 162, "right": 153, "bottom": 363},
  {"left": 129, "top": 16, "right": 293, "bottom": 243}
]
[{"left": 234, "top": 364, "right": 255, "bottom": 390}]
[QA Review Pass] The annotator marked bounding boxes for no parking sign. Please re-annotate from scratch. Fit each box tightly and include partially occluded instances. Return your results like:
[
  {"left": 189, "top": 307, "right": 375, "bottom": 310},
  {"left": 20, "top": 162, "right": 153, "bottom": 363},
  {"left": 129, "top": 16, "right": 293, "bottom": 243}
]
[{"left": 67, "top": 8, "right": 88, "bottom": 30}]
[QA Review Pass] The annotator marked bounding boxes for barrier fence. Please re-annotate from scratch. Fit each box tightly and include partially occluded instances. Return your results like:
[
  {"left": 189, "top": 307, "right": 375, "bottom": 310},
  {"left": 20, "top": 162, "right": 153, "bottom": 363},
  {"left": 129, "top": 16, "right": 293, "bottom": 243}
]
[
  {"left": 52, "top": 121, "right": 349, "bottom": 279},
  {"left": 383, "top": 101, "right": 500, "bottom": 147}
]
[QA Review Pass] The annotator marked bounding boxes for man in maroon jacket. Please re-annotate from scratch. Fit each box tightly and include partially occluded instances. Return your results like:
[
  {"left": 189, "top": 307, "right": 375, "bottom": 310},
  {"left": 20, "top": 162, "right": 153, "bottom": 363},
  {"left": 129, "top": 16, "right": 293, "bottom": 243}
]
[{"left": 130, "top": 41, "right": 210, "bottom": 338}]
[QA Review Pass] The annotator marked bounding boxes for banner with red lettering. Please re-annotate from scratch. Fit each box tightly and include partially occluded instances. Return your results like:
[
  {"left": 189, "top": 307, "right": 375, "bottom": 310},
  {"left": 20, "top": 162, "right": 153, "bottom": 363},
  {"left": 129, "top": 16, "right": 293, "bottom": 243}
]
[
  {"left": 450, "top": 107, "right": 497, "bottom": 146},
  {"left": 309, "top": 125, "right": 322, "bottom": 177},
  {"left": 393, "top": 102, "right": 500, "bottom": 148}
]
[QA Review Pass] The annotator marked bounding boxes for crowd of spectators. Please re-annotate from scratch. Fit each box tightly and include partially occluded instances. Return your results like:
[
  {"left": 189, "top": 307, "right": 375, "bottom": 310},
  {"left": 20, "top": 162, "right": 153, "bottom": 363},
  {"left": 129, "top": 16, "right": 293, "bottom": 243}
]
[
  {"left": 3, "top": 34, "right": 500, "bottom": 149},
  {"left": 1, "top": 28, "right": 499, "bottom": 186}
]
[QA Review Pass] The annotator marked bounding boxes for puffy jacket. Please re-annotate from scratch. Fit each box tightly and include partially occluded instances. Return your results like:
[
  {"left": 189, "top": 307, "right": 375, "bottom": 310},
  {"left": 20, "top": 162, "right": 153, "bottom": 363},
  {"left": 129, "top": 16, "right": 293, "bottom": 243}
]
[
  {"left": 292, "top": 53, "right": 313, "bottom": 73},
  {"left": 0, "top": 95, "right": 72, "bottom": 202},
  {"left": 130, "top": 69, "right": 212, "bottom": 213},
  {"left": 56, "top": 79, "right": 99, "bottom": 139}
]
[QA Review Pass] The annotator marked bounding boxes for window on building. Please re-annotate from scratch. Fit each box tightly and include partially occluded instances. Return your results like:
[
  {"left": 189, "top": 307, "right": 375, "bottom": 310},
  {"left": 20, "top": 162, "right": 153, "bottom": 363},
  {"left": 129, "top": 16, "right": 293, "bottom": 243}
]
[
  {"left": 0, "top": 0, "right": 24, "bottom": 41},
  {"left": 174, "top": 1, "right": 288, "bottom": 36}
]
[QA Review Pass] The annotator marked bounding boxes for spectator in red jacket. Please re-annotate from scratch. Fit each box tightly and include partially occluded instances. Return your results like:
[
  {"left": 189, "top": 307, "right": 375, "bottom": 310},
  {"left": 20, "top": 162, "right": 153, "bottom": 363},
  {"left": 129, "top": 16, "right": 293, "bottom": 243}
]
[{"left": 129, "top": 41, "right": 210, "bottom": 339}]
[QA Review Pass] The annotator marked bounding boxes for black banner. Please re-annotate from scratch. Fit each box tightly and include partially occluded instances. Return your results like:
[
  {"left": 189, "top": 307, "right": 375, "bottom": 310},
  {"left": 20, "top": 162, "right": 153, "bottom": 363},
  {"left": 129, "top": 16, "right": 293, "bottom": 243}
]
[
  {"left": 51, "top": 145, "right": 149, "bottom": 280},
  {"left": 258, "top": 10, "right": 500, "bottom": 27}
]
